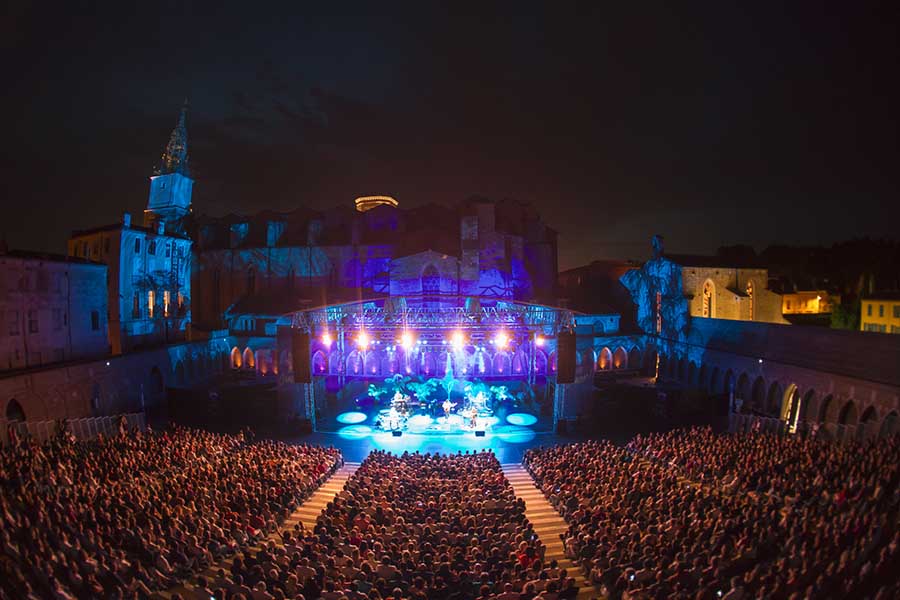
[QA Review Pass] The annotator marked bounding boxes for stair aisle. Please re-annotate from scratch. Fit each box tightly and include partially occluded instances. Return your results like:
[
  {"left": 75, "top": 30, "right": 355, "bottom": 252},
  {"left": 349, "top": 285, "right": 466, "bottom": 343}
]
[
  {"left": 157, "top": 461, "right": 360, "bottom": 600},
  {"left": 502, "top": 464, "right": 601, "bottom": 600}
]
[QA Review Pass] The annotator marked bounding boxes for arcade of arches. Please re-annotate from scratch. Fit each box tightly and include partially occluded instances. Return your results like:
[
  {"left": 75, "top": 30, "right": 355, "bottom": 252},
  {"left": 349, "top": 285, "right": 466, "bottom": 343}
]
[{"left": 657, "top": 353, "right": 899, "bottom": 440}]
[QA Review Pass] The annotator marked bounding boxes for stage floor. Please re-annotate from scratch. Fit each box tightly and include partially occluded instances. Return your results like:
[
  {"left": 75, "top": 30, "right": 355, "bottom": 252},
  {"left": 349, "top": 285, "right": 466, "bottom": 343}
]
[{"left": 295, "top": 429, "right": 584, "bottom": 463}]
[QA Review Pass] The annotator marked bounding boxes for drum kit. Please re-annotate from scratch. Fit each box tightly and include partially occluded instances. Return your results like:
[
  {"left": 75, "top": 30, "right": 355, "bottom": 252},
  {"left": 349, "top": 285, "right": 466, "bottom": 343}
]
[{"left": 375, "top": 389, "right": 493, "bottom": 432}]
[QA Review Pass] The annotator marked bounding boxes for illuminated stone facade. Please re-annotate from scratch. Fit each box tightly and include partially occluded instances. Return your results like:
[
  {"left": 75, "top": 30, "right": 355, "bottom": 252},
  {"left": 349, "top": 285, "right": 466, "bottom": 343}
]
[
  {"left": 68, "top": 106, "right": 193, "bottom": 353},
  {"left": 0, "top": 250, "right": 108, "bottom": 370},
  {"left": 192, "top": 197, "right": 558, "bottom": 333}
]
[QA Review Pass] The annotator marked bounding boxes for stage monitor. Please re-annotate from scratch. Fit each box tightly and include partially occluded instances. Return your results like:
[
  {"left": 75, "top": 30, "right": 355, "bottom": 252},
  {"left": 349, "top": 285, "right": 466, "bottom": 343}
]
[
  {"left": 475, "top": 430, "right": 486, "bottom": 437},
  {"left": 557, "top": 330, "right": 576, "bottom": 383},
  {"left": 292, "top": 331, "right": 311, "bottom": 383}
]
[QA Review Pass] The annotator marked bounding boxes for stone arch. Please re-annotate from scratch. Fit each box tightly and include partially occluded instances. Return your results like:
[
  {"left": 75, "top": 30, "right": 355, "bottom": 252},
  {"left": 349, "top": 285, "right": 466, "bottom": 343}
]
[
  {"left": 751, "top": 376, "right": 766, "bottom": 411},
  {"left": 687, "top": 362, "right": 698, "bottom": 387},
  {"left": 548, "top": 350, "right": 557, "bottom": 374},
  {"left": 242, "top": 348, "right": 255, "bottom": 369},
  {"left": 766, "top": 381, "right": 783, "bottom": 416},
  {"left": 698, "top": 364, "right": 708, "bottom": 390},
  {"left": 364, "top": 352, "right": 380, "bottom": 376},
  {"left": 512, "top": 351, "right": 527, "bottom": 374},
  {"left": 422, "top": 352, "right": 436, "bottom": 376},
  {"left": 701, "top": 279, "right": 716, "bottom": 318},
  {"left": 797, "top": 388, "right": 816, "bottom": 423},
  {"left": 612, "top": 347, "right": 628, "bottom": 369},
  {"left": 493, "top": 352, "right": 511, "bottom": 375},
  {"left": 598, "top": 347, "right": 612, "bottom": 370},
  {"left": 880, "top": 411, "right": 899, "bottom": 438},
  {"left": 709, "top": 367, "right": 720, "bottom": 394},
  {"left": 723, "top": 369, "right": 735, "bottom": 396},
  {"left": 174, "top": 361, "right": 185, "bottom": 386},
  {"left": 818, "top": 394, "right": 834, "bottom": 423},
  {"left": 534, "top": 349, "right": 548, "bottom": 375},
  {"left": 312, "top": 350, "right": 327, "bottom": 374},
  {"left": 628, "top": 347, "right": 641, "bottom": 371},
  {"left": 231, "top": 347, "right": 242, "bottom": 369},
  {"left": 346, "top": 351, "right": 362, "bottom": 375},
  {"left": 859, "top": 406, "right": 878, "bottom": 439},
  {"left": 328, "top": 350, "right": 341, "bottom": 374},
  {"left": 736, "top": 372, "right": 750, "bottom": 402},
  {"left": 838, "top": 399, "right": 858, "bottom": 426},
  {"left": 149, "top": 366, "right": 164, "bottom": 396},
  {"left": 780, "top": 384, "right": 801, "bottom": 430},
  {"left": 6, "top": 398, "right": 25, "bottom": 422}
]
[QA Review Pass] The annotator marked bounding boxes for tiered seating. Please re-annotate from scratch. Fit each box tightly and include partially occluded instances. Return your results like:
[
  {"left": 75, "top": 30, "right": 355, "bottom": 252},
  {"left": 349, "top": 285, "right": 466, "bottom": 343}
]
[
  {"left": 0, "top": 426, "right": 342, "bottom": 599},
  {"left": 524, "top": 430, "right": 900, "bottom": 599}
]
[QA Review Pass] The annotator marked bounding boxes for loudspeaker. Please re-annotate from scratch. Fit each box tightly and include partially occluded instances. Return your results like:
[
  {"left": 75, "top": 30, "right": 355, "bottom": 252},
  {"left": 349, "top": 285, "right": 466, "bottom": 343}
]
[
  {"left": 392, "top": 430, "right": 402, "bottom": 437},
  {"left": 557, "top": 330, "right": 576, "bottom": 383},
  {"left": 475, "top": 430, "right": 485, "bottom": 437},
  {"left": 292, "top": 331, "right": 311, "bottom": 383}
]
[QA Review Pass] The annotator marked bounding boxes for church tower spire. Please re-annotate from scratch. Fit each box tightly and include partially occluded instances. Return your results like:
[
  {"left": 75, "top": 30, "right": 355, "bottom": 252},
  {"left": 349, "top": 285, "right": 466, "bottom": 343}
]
[
  {"left": 145, "top": 101, "right": 194, "bottom": 232},
  {"left": 155, "top": 98, "right": 190, "bottom": 176}
]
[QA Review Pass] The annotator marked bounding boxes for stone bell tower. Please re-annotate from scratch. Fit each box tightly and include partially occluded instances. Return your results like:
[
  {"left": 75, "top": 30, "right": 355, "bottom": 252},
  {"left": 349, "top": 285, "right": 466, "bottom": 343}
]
[{"left": 145, "top": 100, "right": 193, "bottom": 234}]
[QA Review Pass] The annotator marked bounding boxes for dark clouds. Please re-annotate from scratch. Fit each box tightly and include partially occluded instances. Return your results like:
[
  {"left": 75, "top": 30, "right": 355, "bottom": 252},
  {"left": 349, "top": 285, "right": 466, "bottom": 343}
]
[{"left": 1, "top": 2, "right": 898, "bottom": 269}]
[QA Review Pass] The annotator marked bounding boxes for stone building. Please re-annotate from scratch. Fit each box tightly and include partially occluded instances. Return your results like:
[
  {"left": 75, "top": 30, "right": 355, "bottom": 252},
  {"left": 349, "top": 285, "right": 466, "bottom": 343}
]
[
  {"left": 68, "top": 104, "right": 193, "bottom": 354},
  {"left": 0, "top": 249, "right": 109, "bottom": 370},
  {"left": 192, "top": 196, "right": 559, "bottom": 334},
  {"left": 621, "top": 238, "right": 900, "bottom": 441},
  {"left": 666, "top": 254, "right": 786, "bottom": 324}
]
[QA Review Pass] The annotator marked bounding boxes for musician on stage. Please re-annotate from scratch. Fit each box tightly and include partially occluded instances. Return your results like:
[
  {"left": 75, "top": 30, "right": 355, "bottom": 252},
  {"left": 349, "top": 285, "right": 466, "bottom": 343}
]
[{"left": 442, "top": 398, "right": 456, "bottom": 418}]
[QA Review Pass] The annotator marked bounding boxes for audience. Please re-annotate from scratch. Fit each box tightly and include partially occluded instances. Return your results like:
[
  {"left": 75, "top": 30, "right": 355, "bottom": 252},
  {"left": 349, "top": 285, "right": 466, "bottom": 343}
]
[
  {"left": 4, "top": 420, "right": 897, "bottom": 599},
  {"left": 0, "top": 425, "right": 341, "bottom": 600},
  {"left": 215, "top": 449, "right": 576, "bottom": 600},
  {"left": 524, "top": 428, "right": 900, "bottom": 600}
]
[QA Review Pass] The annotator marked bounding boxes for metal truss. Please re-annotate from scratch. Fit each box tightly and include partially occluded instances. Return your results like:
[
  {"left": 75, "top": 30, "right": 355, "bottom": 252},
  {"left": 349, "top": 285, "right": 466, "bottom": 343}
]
[{"left": 290, "top": 296, "right": 575, "bottom": 333}]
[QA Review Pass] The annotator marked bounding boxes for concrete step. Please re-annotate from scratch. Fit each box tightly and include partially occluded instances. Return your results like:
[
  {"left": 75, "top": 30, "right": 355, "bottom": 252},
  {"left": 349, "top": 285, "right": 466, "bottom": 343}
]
[
  {"left": 501, "top": 463, "right": 602, "bottom": 599},
  {"left": 156, "top": 461, "right": 358, "bottom": 600}
]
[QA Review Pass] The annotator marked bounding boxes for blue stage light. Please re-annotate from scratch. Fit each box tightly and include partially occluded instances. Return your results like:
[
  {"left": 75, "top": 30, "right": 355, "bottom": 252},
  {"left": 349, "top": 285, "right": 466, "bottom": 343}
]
[
  {"left": 337, "top": 425, "right": 373, "bottom": 439},
  {"left": 506, "top": 413, "right": 538, "bottom": 426},
  {"left": 336, "top": 411, "right": 368, "bottom": 424}
]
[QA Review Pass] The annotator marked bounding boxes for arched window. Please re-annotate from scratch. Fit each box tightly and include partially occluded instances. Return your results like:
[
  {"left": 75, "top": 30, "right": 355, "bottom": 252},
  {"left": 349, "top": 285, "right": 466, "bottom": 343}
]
[
  {"left": 422, "top": 265, "right": 440, "bottom": 296},
  {"left": 745, "top": 280, "right": 754, "bottom": 321},
  {"left": 702, "top": 279, "right": 715, "bottom": 318},
  {"left": 231, "top": 347, "right": 242, "bottom": 369},
  {"left": 6, "top": 399, "right": 25, "bottom": 422}
]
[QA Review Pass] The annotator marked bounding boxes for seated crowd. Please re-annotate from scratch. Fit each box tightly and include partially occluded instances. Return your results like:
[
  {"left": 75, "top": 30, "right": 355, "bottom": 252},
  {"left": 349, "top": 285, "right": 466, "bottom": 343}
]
[
  {"left": 524, "top": 428, "right": 900, "bottom": 600},
  {"left": 0, "top": 426, "right": 342, "bottom": 600},
  {"left": 202, "top": 449, "right": 578, "bottom": 600}
]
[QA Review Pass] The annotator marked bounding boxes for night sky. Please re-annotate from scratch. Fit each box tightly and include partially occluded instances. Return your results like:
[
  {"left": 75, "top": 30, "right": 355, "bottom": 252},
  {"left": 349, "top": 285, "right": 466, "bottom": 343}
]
[{"left": 3, "top": 2, "right": 898, "bottom": 269}]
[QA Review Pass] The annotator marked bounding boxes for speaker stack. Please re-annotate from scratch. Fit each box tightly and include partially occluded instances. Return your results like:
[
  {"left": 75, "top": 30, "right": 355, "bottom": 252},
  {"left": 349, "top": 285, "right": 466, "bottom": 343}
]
[
  {"left": 557, "top": 330, "right": 576, "bottom": 384},
  {"left": 292, "top": 331, "right": 311, "bottom": 383}
]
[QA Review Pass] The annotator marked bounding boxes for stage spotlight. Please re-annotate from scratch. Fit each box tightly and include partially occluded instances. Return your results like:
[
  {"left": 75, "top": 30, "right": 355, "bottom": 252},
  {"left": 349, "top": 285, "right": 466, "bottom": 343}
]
[
  {"left": 535, "top": 334, "right": 545, "bottom": 347},
  {"left": 322, "top": 332, "right": 333, "bottom": 347},
  {"left": 451, "top": 330, "right": 465, "bottom": 349},
  {"left": 494, "top": 331, "right": 509, "bottom": 350},
  {"left": 400, "top": 331, "right": 416, "bottom": 349},
  {"left": 356, "top": 331, "right": 370, "bottom": 350}
]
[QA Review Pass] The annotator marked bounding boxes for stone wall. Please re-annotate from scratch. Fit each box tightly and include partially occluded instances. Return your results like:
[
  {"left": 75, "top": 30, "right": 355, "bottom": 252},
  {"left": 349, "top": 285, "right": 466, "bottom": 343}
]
[{"left": 1, "top": 338, "right": 231, "bottom": 423}]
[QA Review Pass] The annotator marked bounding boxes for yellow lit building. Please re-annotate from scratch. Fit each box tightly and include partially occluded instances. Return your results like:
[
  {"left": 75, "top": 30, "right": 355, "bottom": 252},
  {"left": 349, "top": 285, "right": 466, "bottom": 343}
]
[
  {"left": 782, "top": 290, "right": 839, "bottom": 315},
  {"left": 860, "top": 294, "right": 900, "bottom": 334}
]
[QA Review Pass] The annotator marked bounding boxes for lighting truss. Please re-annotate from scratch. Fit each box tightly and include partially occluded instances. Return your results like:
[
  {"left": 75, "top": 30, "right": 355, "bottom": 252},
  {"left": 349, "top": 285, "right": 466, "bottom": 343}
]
[{"left": 290, "top": 296, "right": 575, "bottom": 333}]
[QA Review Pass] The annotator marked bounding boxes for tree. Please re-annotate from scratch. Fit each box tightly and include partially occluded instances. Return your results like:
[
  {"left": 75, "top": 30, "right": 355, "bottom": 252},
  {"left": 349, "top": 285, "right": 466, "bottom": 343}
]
[{"left": 830, "top": 298, "right": 860, "bottom": 330}]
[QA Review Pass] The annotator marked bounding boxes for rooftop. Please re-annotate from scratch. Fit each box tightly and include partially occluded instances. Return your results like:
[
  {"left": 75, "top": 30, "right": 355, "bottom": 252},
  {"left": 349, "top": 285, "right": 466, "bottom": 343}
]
[{"left": 0, "top": 248, "right": 105, "bottom": 266}]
